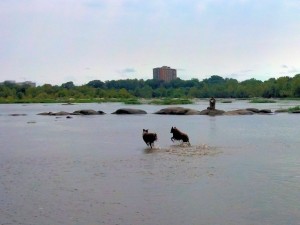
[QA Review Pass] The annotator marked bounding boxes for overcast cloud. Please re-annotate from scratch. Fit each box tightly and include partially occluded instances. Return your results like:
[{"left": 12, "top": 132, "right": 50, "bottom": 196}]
[{"left": 1, "top": 0, "right": 300, "bottom": 85}]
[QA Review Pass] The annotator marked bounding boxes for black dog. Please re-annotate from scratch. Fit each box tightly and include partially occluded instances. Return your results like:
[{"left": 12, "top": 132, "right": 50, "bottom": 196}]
[
  {"left": 170, "top": 126, "right": 190, "bottom": 145},
  {"left": 142, "top": 129, "right": 157, "bottom": 148}
]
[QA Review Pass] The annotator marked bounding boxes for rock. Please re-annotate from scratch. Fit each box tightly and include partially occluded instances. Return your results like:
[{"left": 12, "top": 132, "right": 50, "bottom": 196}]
[
  {"left": 37, "top": 111, "right": 71, "bottom": 116},
  {"left": 225, "top": 108, "right": 272, "bottom": 115},
  {"left": 38, "top": 109, "right": 105, "bottom": 116},
  {"left": 259, "top": 109, "right": 272, "bottom": 114},
  {"left": 154, "top": 107, "right": 201, "bottom": 115},
  {"left": 62, "top": 103, "right": 75, "bottom": 105},
  {"left": 246, "top": 108, "right": 260, "bottom": 113},
  {"left": 224, "top": 109, "right": 255, "bottom": 115},
  {"left": 199, "top": 109, "right": 225, "bottom": 116},
  {"left": 275, "top": 109, "right": 289, "bottom": 113},
  {"left": 37, "top": 112, "right": 51, "bottom": 115},
  {"left": 66, "top": 116, "right": 72, "bottom": 119},
  {"left": 112, "top": 108, "right": 147, "bottom": 114},
  {"left": 73, "top": 109, "right": 105, "bottom": 115},
  {"left": 291, "top": 110, "right": 300, "bottom": 113},
  {"left": 9, "top": 113, "right": 27, "bottom": 116},
  {"left": 55, "top": 111, "right": 71, "bottom": 116}
]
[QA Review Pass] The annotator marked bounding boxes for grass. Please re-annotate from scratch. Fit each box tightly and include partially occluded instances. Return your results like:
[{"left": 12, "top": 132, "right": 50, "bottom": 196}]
[
  {"left": 149, "top": 98, "right": 193, "bottom": 105},
  {"left": 221, "top": 100, "right": 232, "bottom": 103},
  {"left": 249, "top": 98, "right": 276, "bottom": 103},
  {"left": 122, "top": 98, "right": 142, "bottom": 105}
]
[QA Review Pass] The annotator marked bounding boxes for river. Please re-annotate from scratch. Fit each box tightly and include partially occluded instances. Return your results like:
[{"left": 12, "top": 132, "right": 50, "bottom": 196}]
[{"left": 0, "top": 100, "right": 300, "bottom": 225}]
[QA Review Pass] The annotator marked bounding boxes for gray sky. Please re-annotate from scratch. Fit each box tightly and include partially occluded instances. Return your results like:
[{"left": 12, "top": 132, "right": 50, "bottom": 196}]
[{"left": 1, "top": 0, "right": 300, "bottom": 85}]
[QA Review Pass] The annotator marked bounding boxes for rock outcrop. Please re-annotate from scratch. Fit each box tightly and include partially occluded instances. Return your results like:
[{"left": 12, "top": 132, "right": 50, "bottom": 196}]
[
  {"left": 275, "top": 109, "right": 289, "bottom": 113},
  {"left": 112, "top": 108, "right": 147, "bottom": 114},
  {"left": 154, "top": 107, "right": 201, "bottom": 115},
  {"left": 224, "top": 108, "right": 273, "bottom": 115},
  {"left": 199, "top": 109, "right": 225, "bottom": 116},
  {"left": 38, "top": 111, "right": 71, "bottom": 116},
  {"left": 37, "top": 107, "right": 277, "bottom": 116},
  {"left": 73, "top": 109, "right": 105, "bottom": 115},
  {"left": 38, "top": 109, "right": 105, "bottom": 116},
  {"left": 258, "top": 109, "right": 272, "bottom": 114},
  {"left": 224, "top": 109, "right": 255, "bottom": 115}
]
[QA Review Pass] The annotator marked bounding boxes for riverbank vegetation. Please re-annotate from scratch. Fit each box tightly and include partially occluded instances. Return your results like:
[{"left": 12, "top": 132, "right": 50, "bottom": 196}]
[
  {"left": 249, "top": 98, "right": 277, "bottom": 103},
  {"left": 288, "top": 106, "right": 300, "bottom": 113},
  {"left": 1, "top": 74, "right": 300, "bottom": 104}
]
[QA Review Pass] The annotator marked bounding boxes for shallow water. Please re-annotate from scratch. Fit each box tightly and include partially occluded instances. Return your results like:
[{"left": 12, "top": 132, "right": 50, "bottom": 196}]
[{"left": 0, "top": 101, "right": 300, "bottom": 225}]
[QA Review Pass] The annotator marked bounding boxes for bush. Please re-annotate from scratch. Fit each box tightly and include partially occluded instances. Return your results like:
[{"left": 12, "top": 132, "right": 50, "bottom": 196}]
[
  {"left": 149, "top": 98, "right": 193, "bottom": 105},
  {"left": 288, "top": 105, "right": 300, "bottom": 113},
  {"left": 122, "top": 98, "right": 142, "bottom": 105}
]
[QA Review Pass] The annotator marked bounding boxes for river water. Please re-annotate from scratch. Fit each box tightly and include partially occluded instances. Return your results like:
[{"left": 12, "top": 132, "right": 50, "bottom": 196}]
[{"left": 0, "top": 100, "right": 300, "bottom": 225}]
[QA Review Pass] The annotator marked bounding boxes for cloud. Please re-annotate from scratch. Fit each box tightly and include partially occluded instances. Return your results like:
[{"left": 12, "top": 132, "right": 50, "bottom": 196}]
[
  {"left": 121, "top": 68, "right": 136, "bottom": 73},
  {"left": 226, "top": 68, "right": 255, "bottom": 81},
  {"left": 279, "top": 64, "right": 299, "bottom": 76},
  {"left": 117, "top": 68, "right": 136, "bottom": 78}
]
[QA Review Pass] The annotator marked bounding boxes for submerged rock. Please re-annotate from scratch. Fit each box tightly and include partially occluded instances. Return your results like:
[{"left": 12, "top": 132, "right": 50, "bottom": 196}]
[
  {"left": 62, "top": 103, "right": 75, "bottom": 105},
  {"left": 291, "top": 110, "right": 300, "bottom": 113},
  {"left": 259, "top": 109, "right": 272, "bottom": 114},
  {"left": 275, "top": 109, "right": 289, "bottom": 113},
  {"left": 224, "top": 109, "right": 255, "bottom": 115},
  {"left": 154, "top": 107, "right": 201, "bottom": 115},
  {"left": 246, "top": 108, "right": 260, "bottom": 113},
  {"left": 199, "top": 109, "right": 225, "bottom": 116},
  {"left": 37, "top": 111, "right": 71, "bottom": 116},
  {"left": 73, "top": 109, "right": 105, "bottom": 115},
  {"left": 224, "top": 108, "right": 272, "bottom": 115},
  {"left": 112, "top": 108, "right": 147, "bottom": 114},
  {"left": 38, "top": 109, "right": 106, "bottom": 116}
]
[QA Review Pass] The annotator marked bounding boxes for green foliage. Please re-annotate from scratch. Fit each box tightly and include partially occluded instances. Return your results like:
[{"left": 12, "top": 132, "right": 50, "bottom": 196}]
[
  {"left": 61, "top": 81, "right": 75, "bottom": 89},
  {"left": 149, "top": 98, "right": 193, "bottom": 105},
  {"left": 1, "top": 74, "right": 300, "bottom": 103},
  {"left": 249, "top": 98, "right": 277, "bottom": 103},
  {"left": 122, "top": 98, "right": 142, "bottom": 105},
  {"left": 288, "top": 105, "right": 300, "bottom": 113},
  {"left": 221, "top": 100, "right": 232, "bottom": 103}
]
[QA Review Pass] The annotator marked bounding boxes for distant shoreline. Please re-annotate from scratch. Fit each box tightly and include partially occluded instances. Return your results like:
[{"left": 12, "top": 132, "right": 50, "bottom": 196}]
[{"left": 1, "top": 97, "right": 300, "bottom": 105}]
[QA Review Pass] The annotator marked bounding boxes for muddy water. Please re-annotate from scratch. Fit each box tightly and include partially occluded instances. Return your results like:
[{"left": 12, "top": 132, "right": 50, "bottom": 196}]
[{"left": 0, "top": 102, "right": 300, "bottom": 225}]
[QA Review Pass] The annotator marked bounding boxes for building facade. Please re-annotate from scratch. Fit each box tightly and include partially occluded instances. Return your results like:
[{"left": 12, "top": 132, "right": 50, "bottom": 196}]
[{"left": 153, "top": 66, "right": 177, "bottom": 82}]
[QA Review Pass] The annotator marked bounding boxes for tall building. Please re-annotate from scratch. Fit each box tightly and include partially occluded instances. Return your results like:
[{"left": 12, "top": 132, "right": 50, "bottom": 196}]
[{"left": 153, "top": 66, "right": 177, "bottom": 82}]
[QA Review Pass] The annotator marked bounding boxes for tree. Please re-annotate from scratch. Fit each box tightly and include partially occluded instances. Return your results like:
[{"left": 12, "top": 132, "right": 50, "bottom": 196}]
[
  {"left": 118, "top": 88, "right": 132, "bottom": 98},
  {"left": 139, "top": 85, "right": 153, "bottom": 98},
  {"left": 291, "top": 74, "right": 300, "bottom": 97},
  {"left": 203, "top": 75, "right": 225, "bottom": 85},
  {"left": 86, "top": 80, "right": 105, "bottom": 88},
  {"left": 61, "top": 81, "right": 75, "bottom": 89}
]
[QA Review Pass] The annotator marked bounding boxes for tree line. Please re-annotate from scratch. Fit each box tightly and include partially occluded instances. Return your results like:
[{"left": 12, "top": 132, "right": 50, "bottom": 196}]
[{"left": 1, "top": 74, "right": 300, "bottom": 103}]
